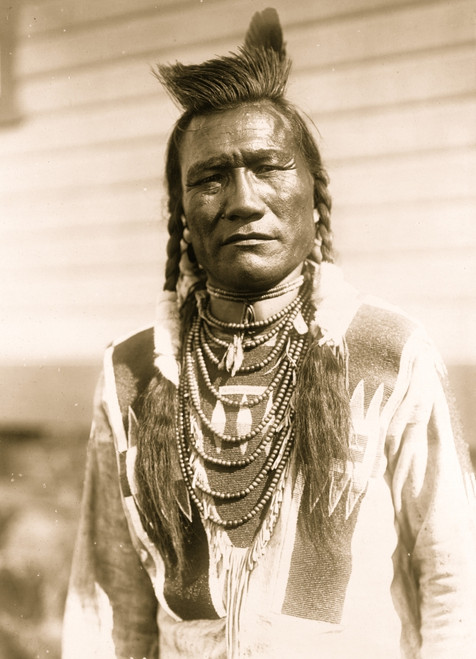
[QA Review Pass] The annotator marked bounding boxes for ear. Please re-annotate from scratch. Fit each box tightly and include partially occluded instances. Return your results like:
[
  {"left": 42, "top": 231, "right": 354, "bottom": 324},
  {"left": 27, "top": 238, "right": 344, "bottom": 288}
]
[{"left": 183, "top": 227, "right": 192, "bottom": 244}]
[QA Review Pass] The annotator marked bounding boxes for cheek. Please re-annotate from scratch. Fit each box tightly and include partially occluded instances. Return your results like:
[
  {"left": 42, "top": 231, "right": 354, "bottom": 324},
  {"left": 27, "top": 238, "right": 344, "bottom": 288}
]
[
  {"left": 184, "top": 204, "right": 217, "bottom": 261},
  {"left": 283, "top": 185, "right": 316, "bottom": 248},
  {"left": 183, "top": 193, "right": 220, "bottom": 226},
  {"left": 187, "top": 222, "right": 208, "bottom": 257},
  {"left": 276, "top": 182, "right": 314, "bottom": 227}
]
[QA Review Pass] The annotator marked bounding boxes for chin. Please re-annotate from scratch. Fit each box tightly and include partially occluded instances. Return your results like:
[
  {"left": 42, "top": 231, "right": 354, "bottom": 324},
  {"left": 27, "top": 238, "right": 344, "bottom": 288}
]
[{"left": 209, "top": 263, "right": 299, "bottom": 294}]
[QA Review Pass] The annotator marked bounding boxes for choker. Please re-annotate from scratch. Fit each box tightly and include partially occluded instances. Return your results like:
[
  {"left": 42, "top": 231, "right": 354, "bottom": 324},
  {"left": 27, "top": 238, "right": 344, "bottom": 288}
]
[
  {"left": 206, "top": 273, "right": 304, "bottom": 304},
  {"left": 200, "top": 285, "right": 309, "bottom": 376}
]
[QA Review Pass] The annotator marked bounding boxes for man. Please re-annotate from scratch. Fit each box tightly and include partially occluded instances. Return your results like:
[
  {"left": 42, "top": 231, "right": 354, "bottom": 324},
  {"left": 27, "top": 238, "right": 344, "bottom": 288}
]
[{"left": 63, "top": 9, "right": 476, "bottom": 658}]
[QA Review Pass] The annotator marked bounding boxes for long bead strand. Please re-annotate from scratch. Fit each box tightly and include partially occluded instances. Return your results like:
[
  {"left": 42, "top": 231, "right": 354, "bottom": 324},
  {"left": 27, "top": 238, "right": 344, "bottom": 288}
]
[{"left": 175, "top": 270, "right": 314, "bottom": 529}]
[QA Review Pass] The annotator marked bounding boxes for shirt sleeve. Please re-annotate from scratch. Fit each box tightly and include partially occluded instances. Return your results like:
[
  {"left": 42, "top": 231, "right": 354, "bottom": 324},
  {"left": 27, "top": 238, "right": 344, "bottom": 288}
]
[
  {"left": 386, "top": 335, "right": 476, "bottom": 658},
  {"left": 62, "top": 374, "right": 159, "bottom": 659}
]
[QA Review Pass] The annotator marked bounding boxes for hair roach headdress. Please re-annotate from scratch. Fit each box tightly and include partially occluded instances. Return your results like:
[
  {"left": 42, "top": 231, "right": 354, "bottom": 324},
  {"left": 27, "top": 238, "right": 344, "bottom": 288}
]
[{"left": 155, "top": 8, "right": 292, "bottom": 114}]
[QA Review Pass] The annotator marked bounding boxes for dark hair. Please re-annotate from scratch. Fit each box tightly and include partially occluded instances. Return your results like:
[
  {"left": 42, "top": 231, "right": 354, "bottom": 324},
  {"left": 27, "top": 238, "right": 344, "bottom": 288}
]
[{"left": 135, "top": 10, "right": 349, "bottom": 578}]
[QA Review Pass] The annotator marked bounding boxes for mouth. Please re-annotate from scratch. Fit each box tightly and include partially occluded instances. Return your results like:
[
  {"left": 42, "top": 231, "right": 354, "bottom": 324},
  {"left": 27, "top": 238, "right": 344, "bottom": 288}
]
[{"left": 222, "top": 232, "right": 275, "bottom": 246}]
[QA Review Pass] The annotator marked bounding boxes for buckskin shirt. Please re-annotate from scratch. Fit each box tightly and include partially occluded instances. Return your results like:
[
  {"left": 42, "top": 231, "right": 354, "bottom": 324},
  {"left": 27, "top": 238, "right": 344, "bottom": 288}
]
[{"left": 63, "top": 264, "right": 476, "bottom": 659}]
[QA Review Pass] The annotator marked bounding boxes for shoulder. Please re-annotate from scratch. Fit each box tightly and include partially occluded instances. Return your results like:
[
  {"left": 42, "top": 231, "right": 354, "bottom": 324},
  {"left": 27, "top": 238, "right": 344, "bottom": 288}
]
[
  {"left": 346, "top": 295, "right": 433, "bottom": 406},
  {"left": 108, "top": 324, "right": 156, "bottom": 373},
  {"left": 347, "top": 296, "right": 423, "bottom": 366},
  {"left": 103, "top": 325, "right": 156, "bottom": 421},
  {"left": 310, "top": 261, "right": 424, "bottom": 366},
  {"left": 310, "top": 262, "right": 433, "bottom": 402}
]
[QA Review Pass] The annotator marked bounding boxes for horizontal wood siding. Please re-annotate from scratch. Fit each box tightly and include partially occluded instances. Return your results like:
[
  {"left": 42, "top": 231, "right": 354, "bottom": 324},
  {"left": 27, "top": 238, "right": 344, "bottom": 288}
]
[{"left": 1, "top": 0, "right": 475, "bottom": 366}]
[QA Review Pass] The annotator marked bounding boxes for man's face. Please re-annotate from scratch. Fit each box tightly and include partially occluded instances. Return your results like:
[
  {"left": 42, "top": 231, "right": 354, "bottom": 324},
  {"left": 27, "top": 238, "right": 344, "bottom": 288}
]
[{"left": 180, "top": 103, "right": 316, "bottom": 292}]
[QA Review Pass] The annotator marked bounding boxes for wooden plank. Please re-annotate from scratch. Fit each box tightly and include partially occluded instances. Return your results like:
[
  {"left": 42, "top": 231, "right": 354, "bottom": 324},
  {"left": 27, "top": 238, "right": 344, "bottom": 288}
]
[
  {"left": 16, "top": 42, "right": 475, "bottom": 118},
  {"left": 0, "top": 313, "right": 156, "bottom": 361},
  {"left": 0, "top": 185, "right": 166, "bottom": 231},
  {"left": 329, "top": 148, "right": 476, "bottom": 205},
  {"left": 15, "top": 0, "right": 474, "bottom": 77},
  {"left": 18, "top": 0, "right": 207, "bottom": 37},
  {"left": 410, "top": 304, "right": 476, "bottom": 364},
  {"left": 333, "top": 199, "right": 476, "bottom": 254},
  {"left": 14, "top": 2, "right": 263, "bottom": 77},
  {"left": 291, "top": 45, "right": 476, "bottom": 114},
  {"left": 0, "top": 95, "right": 169, "bottom": 155},
  {"left": 340, "top": 250, "right": 476, "bottom": 302},
  {"left": 0, "top": 223, "right": 164, "bottom": 271},
  {"left": 0, "top": 140, "right": 163, "bottom": 195},
  {"left": 3, "top": 90, "right": 475, "bottom": 164},
  {"left": 2, "top": 137, "right": 474, "bottom": 202},
  {"left": 318, "top": 97, "right": 476, "bottom": 161},
  {"left": 289, "top": 0, "right": 475, "bottom": 70},
  {"left": 1, "top": 269, "right": 164, "bottom": 308},
  {"left": 18, "top": 0, "right": 450, "bottom": 39},
  {"left": 16, "top": 57, "right": 170, "bottom": 114}
]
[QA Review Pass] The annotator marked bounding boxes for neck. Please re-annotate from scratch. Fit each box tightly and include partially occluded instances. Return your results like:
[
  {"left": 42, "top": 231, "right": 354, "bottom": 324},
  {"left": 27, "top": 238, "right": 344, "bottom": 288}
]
[{"left": 207, "top": 264, "right": 305, "bottom": 324}]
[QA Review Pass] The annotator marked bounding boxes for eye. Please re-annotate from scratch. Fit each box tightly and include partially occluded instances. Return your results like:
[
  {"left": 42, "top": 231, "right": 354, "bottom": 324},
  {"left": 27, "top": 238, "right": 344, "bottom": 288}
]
[
  {"left": 187, "top": 173, "right": 225, "bottom": 191},
  {"left": 254, "top": 160, "right": 295, "bottom": 176},
  {"left": 201, "top": 174, "right": 223, "bottom": 184},
  {"left": 255, "top": 164, "right": 279, "bottom": 175}
]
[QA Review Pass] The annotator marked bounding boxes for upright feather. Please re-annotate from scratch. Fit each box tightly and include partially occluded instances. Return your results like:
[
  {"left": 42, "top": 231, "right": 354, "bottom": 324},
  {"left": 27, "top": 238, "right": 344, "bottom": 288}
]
[{"left": 244, "top": 8, "right": 286, "bottom": 59}]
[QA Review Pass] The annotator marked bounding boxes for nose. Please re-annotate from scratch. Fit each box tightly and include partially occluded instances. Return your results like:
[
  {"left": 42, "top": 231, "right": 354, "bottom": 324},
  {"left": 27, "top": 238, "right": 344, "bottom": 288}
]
[{"left": 224, "top": 169, "right": 266, "bottom": 221}]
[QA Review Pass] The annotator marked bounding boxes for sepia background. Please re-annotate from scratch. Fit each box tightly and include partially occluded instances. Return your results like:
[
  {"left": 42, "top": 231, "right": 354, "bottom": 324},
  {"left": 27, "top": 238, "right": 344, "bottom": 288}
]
[{"left": 0, "top": 0, "right": 475, "bottom": 656}]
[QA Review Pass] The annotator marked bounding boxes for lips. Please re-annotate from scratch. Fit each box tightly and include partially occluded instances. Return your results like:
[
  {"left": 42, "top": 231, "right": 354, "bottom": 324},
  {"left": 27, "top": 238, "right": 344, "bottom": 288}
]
[{"left": 222, "top": 232, "right": 274, "bottom": 245}]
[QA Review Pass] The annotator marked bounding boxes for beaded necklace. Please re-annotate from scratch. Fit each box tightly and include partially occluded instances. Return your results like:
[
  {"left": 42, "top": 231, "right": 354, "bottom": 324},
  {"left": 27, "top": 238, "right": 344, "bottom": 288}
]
[{"left": 176, "top": 274, "right": 313, "bottom": 530}]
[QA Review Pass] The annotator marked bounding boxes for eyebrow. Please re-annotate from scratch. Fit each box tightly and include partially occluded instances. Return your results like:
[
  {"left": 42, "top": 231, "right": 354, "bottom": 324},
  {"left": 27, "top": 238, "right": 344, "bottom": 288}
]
[{"left": 185, "top": 148, "right": 290, "bottom": 184}]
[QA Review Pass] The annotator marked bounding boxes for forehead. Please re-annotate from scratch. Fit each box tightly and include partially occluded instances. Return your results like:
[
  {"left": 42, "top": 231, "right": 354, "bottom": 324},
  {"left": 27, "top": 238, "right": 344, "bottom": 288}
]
[{"left": 179, "top": 103, "right": 298, "bottom": 172}]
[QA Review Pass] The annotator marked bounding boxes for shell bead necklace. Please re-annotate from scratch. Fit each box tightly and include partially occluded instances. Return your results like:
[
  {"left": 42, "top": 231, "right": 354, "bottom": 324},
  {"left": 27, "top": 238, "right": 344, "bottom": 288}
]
[
  {"left": 199, "top": 297, "right": 310, "bottom": 375},
  {"left": 193, "top": 325, "right": 300, "bottom": 409},
  {"left": 181, "top": 414, "right": 293, "bottom": 501},
  {"left": 202, "top": 293, "right": 302, "bottom": 332},
  {"left": 176, "top": 274, "right": 313, "bottom": 529},
  {"left": 201, "top": 309, "right": 287, "bottom": 352},
  {"left": 176, "top": 385, "right": 295, "bottom": 529},
  {"left": 185, "top": 378, "right": 295, "bottom": 467},
  {"left": 186, "top": 330, "right": 304, "bottom": 443},
  {"left": 201, "top": 283, "right": 309, "bottom": 376},
  {"left": 191, "top": 278, "right": 311, "bottom": 403}
]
